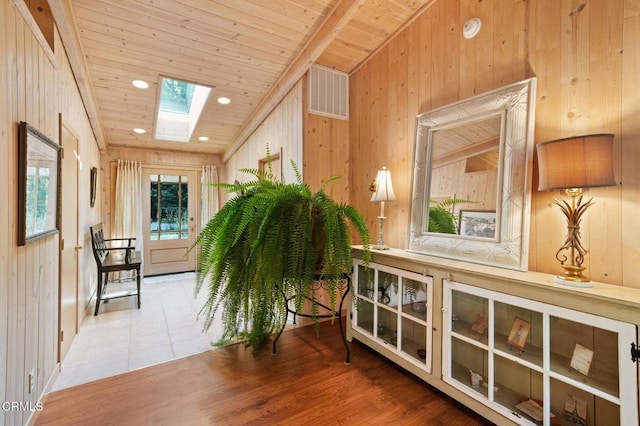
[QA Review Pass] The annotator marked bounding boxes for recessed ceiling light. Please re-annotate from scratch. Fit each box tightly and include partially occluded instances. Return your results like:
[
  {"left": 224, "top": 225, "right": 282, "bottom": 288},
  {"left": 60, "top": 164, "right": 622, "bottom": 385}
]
[
  {"left": 217, "top": 97, "right": 231, "bottom": 105},
  {"left": 132, "top": 80, "right": 149, "bottom": 89},
  {"left": 133, "top": 128, "right": 146, "bottom": 134},
  {"left": 462, "top": 18, "right": 481, "bottom": 39},
  {"left": 198, "top": 136, "right": 209, "bottom": 141}
]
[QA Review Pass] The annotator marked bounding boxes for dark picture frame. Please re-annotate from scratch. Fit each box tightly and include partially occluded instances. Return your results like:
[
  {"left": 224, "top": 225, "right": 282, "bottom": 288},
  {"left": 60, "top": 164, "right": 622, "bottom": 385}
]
[
  {"left": 18, "top": 121, "right": 61, "bottom": 246},
  {"left": 458, "top": 210, "right": 497, "bottom": 239},
  {"left": 90, "top": 166, "right": 97, "bottom": 207}
]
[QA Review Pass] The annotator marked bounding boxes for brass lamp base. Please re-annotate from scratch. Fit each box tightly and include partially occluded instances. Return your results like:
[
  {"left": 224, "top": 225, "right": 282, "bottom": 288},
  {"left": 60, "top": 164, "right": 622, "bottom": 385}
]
[
  {"left": 553, "top": 265, "right": 592, "bottom": 288},
  {"left": 551, "top": 189, "right": 595, "bottom": 289}
]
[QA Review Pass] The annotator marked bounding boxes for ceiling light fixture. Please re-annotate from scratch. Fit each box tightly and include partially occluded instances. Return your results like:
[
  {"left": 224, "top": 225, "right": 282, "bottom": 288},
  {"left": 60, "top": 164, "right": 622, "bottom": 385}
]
[
  {"left": 462, "top": 18, "right": 482, "bottom": 39},
  {"left": 132, "top": 80, "right": 149, "bottom": 89},
  {"left": 133, "top": 128, "right": 146, "bottom": 134},
  {"left": 198, "top": 136, "right": 209, "bottom": 141},
  {"left": 217, "top": 97, "right": 231, "bottom": 105}
]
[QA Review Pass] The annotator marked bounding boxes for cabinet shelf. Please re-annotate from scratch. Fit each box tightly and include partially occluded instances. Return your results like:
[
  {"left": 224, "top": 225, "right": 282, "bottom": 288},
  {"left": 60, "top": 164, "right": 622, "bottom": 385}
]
[
  {"left": 548, "top": 352, "right": 619, "bottom": 402},
  {"left": 401, "top": 302, "right": 429, "bottom": 323},
  {"left": 494, "top": 333, "right": 544, "bottom": 372},
  {"left": 451, "top": 319, "right": 489, "bottom": 347}
]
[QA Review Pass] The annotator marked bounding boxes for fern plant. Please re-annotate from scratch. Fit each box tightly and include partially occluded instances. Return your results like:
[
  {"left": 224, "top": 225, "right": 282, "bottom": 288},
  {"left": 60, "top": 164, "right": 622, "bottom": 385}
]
[
  {"left": 192, "top": 161, "right": 371, "bottom": 354},
  {"left": 428, "top": 197, "right": 476, "bottom": 234}
]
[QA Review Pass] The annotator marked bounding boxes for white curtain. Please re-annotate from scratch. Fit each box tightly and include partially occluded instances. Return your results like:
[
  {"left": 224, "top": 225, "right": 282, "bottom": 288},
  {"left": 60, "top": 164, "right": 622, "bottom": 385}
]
[
  {"left": 114, "top": 160, "right": 143, "bottom": 260},
  {"left": 201, "top": 165, "right": 219, "bottom": 228}
]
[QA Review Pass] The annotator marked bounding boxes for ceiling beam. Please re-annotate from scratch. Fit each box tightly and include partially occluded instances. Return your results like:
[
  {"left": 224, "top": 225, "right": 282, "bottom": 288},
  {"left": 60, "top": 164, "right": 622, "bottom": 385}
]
[
  {"left": 222, "top": 0, "right": 365, "bottom": 163},
  {"left": 49, "top": 0, "right": 106, "bottom": 151}
]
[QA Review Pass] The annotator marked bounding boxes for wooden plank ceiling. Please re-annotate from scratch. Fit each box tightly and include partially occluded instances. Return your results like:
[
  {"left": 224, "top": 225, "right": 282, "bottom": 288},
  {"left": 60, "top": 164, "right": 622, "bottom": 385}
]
[{"left": 56, "top": 0, "right": 433, "bottom": 156}]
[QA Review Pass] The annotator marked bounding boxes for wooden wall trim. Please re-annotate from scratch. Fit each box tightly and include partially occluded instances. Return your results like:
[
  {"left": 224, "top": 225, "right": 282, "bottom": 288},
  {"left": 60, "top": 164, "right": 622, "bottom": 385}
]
[
  {"left": 48, "top": 0, "right": 106, "bottom": 150},
  {"left": 11, "top": 0, "right": 56, "bottom": 65}
]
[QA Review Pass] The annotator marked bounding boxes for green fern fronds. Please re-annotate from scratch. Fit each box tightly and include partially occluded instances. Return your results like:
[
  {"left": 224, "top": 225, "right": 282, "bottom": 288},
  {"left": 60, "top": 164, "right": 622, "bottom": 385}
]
[{"left": 190, "top": 157, "right": 371, "bottom": 355}]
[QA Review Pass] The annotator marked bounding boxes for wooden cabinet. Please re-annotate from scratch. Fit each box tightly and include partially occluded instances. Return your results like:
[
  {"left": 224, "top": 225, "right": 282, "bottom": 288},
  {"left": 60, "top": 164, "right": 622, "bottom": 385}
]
[
  {"left": 443, "top": 280, "right": 637, "bottom": 425},
  {"left": 348, "top": 247, "right": 640, "bottom": 426}
]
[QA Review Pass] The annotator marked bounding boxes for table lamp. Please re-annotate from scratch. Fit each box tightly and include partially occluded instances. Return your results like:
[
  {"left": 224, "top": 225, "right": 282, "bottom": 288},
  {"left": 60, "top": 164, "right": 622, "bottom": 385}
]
[
  {"left": 370, "top": 166, "right": 396, "bottom": 250},
  {"left": 536, "top": 134, "right": 616, "bottom": 287}
]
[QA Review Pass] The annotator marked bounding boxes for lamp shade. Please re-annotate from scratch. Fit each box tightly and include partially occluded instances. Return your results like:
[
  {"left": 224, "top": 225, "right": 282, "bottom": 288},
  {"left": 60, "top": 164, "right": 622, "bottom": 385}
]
[
  {"left": 370, "top": 166, "right": 396, "bottom": 202},
  {"left": 537, "top": 134, "right": 616, "bottom": 191}
]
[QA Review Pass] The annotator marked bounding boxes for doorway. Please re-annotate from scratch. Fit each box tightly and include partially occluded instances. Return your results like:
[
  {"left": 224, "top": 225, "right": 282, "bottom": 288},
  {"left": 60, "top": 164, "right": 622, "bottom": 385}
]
[
  {"left": 59, "top": 122, "right": 79, "bottom": 362},
  {"left": 142, "top": 168, "right": 197, "bottom": 276}
]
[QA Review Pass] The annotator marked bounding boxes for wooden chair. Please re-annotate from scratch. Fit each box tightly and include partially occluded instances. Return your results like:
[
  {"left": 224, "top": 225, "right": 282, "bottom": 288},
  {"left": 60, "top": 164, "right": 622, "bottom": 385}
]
[{"left": 90, "top": 223, "right": 142, "bottom": 315}]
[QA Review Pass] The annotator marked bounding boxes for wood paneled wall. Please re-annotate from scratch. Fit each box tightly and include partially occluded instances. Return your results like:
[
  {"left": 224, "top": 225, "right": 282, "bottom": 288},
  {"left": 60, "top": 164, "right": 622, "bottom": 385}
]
[
  {"left": 1, "top": 1, "right": 102, "bottom": 424},
  {"left": 348, "top": 0, "right": 640, "bottom": 288},
  {"left": 303, "top": 76, "right": 351, "bottom": 204},
  {"left": 223, "top": 76, "right": 349, "bottom": 206},
  {"left": 224, "top": 80, "right": 303, "bottom": 198}
]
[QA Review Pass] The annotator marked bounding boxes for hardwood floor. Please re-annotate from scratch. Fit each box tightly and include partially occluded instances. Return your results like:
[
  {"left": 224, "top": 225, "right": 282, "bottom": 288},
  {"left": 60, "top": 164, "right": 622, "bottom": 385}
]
[{"left": 35, "top": 321, "right": 493, "bottom": 425}]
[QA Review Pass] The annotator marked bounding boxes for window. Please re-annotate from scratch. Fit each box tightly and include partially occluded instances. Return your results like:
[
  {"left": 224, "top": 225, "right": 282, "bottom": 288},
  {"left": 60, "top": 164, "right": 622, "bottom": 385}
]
[
  {"left": 154, "top": 78, "right": 211, "bottom": 142},
  {"left": 149, "top": 174, "right": 189, "bottom": 240}
]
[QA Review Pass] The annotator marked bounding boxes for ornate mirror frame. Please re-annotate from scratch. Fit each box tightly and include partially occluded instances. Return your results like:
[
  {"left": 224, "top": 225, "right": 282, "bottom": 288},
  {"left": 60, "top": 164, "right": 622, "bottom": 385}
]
[{"left": 408, "top": 78, "right": 536, "bottom": 270}]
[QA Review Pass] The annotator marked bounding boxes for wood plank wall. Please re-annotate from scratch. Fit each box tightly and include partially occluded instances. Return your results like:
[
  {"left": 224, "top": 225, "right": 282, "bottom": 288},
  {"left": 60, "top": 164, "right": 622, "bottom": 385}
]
[
  {"left": 224, "top": 80, "right": 303, "bottom": 200},
  {"left": 348, "top": 0, "right": 640, "bottom": 288},
  {"left": 303, "top": 76, "right": 351, "bottom": 204},
  {"left": 1, "top": 1, "right": 102, "bottom": 424}
]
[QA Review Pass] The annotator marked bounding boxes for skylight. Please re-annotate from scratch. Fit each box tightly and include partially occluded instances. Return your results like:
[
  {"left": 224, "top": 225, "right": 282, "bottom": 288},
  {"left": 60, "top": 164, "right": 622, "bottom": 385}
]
[{"left": 155, "top": 77, "right": 211, "bottom": 142}]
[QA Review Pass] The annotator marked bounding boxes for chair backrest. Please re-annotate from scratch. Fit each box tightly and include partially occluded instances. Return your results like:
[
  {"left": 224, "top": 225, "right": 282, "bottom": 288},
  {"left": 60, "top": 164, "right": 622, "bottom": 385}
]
[{"left": 90, "top": 223, "right": 108, "bottom": 266}]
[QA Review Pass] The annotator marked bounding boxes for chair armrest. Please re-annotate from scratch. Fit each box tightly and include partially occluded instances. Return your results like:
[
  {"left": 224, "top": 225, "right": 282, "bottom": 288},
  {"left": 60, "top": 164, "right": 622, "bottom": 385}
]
[
  {"left": 105, "top": 237, "right": 136, "bottom": 247},
  {"left": 103, "top": 240, "right": 136, "bottom": 250}
]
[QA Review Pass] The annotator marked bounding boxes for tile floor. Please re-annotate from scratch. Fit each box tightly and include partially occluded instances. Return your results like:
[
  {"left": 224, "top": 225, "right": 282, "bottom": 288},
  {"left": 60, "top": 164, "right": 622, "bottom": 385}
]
[{"left": 52, "top": 272, "right": 224, "bottom": 391}]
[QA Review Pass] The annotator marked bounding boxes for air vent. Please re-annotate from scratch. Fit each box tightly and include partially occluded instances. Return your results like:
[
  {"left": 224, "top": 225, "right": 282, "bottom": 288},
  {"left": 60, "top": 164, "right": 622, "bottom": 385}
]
[{"left": 307, "top": 64, "right": 349, "bottom": 120}]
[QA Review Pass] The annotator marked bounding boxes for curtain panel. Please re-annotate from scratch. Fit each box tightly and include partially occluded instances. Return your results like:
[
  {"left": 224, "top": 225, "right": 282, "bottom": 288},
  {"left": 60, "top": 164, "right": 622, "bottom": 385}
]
[
  {"left": 115, "top": 160, "right": 143, "bottom": 260},
  {"left": 201, "top": 165, "right": 219, "bottom": 228}
]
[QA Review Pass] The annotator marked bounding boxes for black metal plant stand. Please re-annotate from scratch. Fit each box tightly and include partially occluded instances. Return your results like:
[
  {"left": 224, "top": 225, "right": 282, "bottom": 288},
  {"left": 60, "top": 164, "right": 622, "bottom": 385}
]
[{"left": 272, "top": 274, "right": 351, "bottom": 364}]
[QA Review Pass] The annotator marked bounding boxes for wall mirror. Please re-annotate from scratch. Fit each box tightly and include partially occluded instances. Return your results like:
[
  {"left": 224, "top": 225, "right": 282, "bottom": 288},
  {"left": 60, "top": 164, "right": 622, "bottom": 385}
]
[{"left": 408, "top": 78, "right": 536, "bottom": 270}]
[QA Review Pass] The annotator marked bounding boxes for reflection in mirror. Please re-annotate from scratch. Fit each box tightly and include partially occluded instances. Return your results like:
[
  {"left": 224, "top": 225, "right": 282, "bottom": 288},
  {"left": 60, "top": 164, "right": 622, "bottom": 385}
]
[
  {"left": 427, "top": 114, "right": 502, "bottom": 238},
  {"left": 408, "top": 78, "right": 536, "bottom": 270}
]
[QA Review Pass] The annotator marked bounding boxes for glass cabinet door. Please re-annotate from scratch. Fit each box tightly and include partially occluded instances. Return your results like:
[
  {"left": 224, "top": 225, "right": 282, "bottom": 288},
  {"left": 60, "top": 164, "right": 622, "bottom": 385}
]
[
  {"left": 354, "top": 263, "right": 374, "bottom": 335},
  {"left": 352, "top": 260, "right": 433, "bottom": 373},
  {"left": 443, "top": 279, "right": 638, "bottom": 426}
]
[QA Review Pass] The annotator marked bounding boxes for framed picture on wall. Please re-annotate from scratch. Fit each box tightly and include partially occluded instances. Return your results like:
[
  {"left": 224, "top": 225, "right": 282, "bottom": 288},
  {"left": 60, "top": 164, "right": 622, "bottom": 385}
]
[
  {"left": 18, "top": 121, "right": 61, "bottom": 246},
  {"left": 458, "top": 210, "right": 497, "bottom": 239},
  {"left": 90, "top": 166, "right": 97, "bottom": 207}
]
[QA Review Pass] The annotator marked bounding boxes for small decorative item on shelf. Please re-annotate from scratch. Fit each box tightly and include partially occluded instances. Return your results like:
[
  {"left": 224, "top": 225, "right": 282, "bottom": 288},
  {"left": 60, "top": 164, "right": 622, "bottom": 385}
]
[
  {"left": 507, "top": 317, "right": 531, "bottom": 352},
  {"left": 469, "top": 370, "right": 482, "bottom": 389},
  {"left": 411, "top": 301, "right": 427, "bottom": 314},
  {"left": 570, "top": 343, "right": 594, "bottom": 376},
  {"left": 563, "top": 394, "right": 587, "bottom": 425},
  {"left": 391, "top": 331, "right": 397, "bottom": 346},
  {"left": 471, "top": 316, "right": 488, "bottom": 334},
  {"left": 515, "top": 399, "right": 544, "bottom": 422},
  {"left": 417, "top": 348, "right": 426, "bottom": 360},
  {"left": 378, "top": 285, "right": 391, "bottom": 304},
  {"left": 377, "top": 323, "right": 386, "bottom": 336}
]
